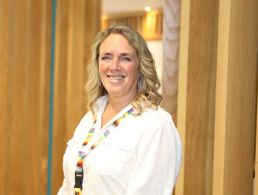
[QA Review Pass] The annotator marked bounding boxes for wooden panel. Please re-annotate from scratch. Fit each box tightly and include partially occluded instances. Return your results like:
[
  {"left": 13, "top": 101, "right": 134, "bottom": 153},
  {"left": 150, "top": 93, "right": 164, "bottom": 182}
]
[
  {"left": 175, "top": 0, "right": 190, "bottom": 193},
  {"left": 24, "top": 0, "right": 42, "bottom": 193},
  {"left": 0, "top": 0, "right": 9, "bottom": 194},
  {"left": 213, "top": 0, "right": 258, "bottom": 194},
  {"left": 24, "top": 1, "right": 51, "bottom": 194},
  {"left": 51, "top": 0, "right": 101, "bottom": 194},
  {"left": 224, "top": 0, "right": 258, "bottom": 189},
  {"left": 102, "top": 9, "right": 163, "bottom": 40},
  {"left": 3, "top": 1, "right": 31, "bottom": 194},
  {"left": 51, "top": 0, "right": 70, "bottom": 193},
  {"left": 176, "top": 0, "right": 218, "bottom": 194},
  {"left": 211, "top": 0, "right": 230, "bottom": 193},
  {"left": 38, "top": 1, "right": 52, "bottom": 194},
  {"left": 0, "top": 0, "right": 100, "bottom": 194},
  {"left": 0, "top": 0, "right": 52, "bottom": 194}
]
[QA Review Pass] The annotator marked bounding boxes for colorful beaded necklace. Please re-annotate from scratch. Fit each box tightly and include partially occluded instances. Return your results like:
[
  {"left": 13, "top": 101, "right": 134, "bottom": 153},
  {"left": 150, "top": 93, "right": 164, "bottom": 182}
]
[{"left": 74, "top": 107, "right": 134, "bottom": 195}]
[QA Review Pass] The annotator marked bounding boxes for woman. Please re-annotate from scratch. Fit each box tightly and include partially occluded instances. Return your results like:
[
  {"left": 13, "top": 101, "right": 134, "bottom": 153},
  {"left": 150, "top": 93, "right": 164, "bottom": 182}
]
[{"left": 58, "top": 24, "right": 181, "bottom": 195}]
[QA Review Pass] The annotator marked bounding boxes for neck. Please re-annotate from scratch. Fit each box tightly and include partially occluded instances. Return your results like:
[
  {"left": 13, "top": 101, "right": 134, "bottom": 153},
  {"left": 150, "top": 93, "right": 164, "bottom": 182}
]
[{"left": 107, "top": 93, "right": 136, "bottom": 113}]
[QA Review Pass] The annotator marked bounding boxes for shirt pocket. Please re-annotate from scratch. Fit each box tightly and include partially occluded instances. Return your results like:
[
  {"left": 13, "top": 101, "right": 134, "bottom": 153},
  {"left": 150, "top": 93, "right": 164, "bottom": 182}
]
[{"left": 89, "top": 141, "right": 131, "bottom": 176}]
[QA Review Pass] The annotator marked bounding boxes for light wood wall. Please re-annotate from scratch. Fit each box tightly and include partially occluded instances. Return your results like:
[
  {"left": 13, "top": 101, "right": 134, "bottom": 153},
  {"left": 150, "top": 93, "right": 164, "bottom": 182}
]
[
  {"left": 212, "top": 0, "right": 258, "bottom": 194},
  {"left": 176, "top": 0, "right": 218, "bottom": 194},
  {"left": 51, "top": 0, "right": 101, "bottom": 194},
  {"left": 0, "top": 0, "right": 101, "bottom": 194},
  {"left": 177, "top": 0, "right": 258, "bottom": 195},
  {"left": 0, "top": 0, "right": 52, "bottom": 194},
  {"left": 101, "top": 9, "right": 163, "bottom": 40}
]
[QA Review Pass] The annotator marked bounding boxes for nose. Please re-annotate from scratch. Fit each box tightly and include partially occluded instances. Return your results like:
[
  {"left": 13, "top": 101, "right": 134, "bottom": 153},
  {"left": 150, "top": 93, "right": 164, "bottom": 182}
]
[{"left": 109, "top": 58, "right": 121, "bottom": 70}]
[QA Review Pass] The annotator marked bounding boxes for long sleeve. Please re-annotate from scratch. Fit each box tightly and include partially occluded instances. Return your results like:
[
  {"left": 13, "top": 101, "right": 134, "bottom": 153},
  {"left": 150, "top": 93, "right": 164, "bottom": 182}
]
[{"left": 125, "top": 119, "right": 181, "bottom": 195}]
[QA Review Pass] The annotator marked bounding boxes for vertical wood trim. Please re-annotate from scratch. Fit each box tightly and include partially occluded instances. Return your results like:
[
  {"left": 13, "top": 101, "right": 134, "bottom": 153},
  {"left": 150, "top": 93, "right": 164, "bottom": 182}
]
[
  {"left": 213, "top": 0, "right": 258, "bottom": 194},
  {"left": 177, "top": 0, "right": 218, "bottom": 194},
  {"left": 175, "top": 0, "right": 190, "bottom": 194},
  {"left": 66, "top": 0, "right": 85, "bottom": 140},
  {"left": 24, "top": 0, "right": 44, "bottom": 193},
  {"left": 8, "top": 1, "right": 29, "bottom": 193},
  {"left": 38, "top": 0, "right": 52, "bottom": 193},
  {"left": 0, "top": 0, "right": 9, "bottom": 194},
  {"left": 212, "top": 0, "right": 231, "bottom": 194},
  {"left": 52, "top": 0, "right": 69, "bottom": 193},
  {"left": 38, "top": 1, "right": 51, "bottom": 194},
  {"left": 52, "top": 0, "right": 101, "bottom": 193}
]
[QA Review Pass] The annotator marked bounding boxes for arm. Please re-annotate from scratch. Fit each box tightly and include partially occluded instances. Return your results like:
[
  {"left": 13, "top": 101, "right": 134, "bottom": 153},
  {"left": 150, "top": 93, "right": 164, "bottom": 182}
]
[{"left": 126, "top": 120, "right": 181, "bottom": 195}]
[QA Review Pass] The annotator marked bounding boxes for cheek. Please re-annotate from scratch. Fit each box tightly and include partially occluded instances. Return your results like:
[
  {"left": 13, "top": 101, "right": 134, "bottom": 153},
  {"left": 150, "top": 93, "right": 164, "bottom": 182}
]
[
  {"left": 98, "top": 65, "right": 106, "bottom": 83},
  {"left": 98, "top": 63, "right": 106, "bottom": 74},
  {"left": 128, "top": 63, "right": 139, "bottom": 79}
]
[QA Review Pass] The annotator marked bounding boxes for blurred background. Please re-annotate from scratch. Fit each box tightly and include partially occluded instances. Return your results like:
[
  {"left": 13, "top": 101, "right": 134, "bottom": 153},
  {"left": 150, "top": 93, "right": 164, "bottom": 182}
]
[{"left": 0, "top": 0, "right": 257, "bottom": 195}]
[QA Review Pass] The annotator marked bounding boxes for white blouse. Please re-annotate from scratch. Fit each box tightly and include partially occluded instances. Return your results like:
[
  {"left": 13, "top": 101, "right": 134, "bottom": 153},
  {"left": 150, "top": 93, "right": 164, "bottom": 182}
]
[{"left": 57, "top": 96, "right": 182, "bottom": 195}]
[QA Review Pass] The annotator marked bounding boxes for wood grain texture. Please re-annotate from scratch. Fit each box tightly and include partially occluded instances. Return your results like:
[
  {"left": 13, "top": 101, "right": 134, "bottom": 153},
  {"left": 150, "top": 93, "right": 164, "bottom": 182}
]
[
  {"left": 0, "top": 0, "right": 100, "bottom": 194},
  {"left": 213, "top": 0, "right": 258, "bottom": 194},
  {"left": 51, "top": 0, "right": 101, "bottom": 194},
  {"left": 177, "top": 0, "right": 218, "bottom": 194},
  {"left": 175, "top": 0, "right": 190, "bottom": 193},
  {"left": 0, "top": 0, "right": 9, "bottom": 194},
  {"left": 224, "top": 0, "right": 257, "bottom": 191},
  {"left": 102, "top": 10, "right": 163, "bottom": 40},
  {"left": 0, "top": 0, "right": 52, "bottom": 194},
  {"left": 177, "top": 0, "right": 258, "bottom": 194}
]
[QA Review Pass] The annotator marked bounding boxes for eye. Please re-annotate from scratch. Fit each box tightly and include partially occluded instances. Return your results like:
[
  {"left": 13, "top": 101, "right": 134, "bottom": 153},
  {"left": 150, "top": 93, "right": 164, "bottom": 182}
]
[
  {"left": 100, "top": 55, "right": 112, "bottom": 61},
  {"left": 120, "top": 56, "right": 132, "bottom": 62}
]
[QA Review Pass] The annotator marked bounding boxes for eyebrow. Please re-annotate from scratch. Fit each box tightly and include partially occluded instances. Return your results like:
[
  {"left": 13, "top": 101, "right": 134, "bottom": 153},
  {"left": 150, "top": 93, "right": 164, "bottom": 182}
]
[
  {"left": 120, "top": 53, "right": 132, "bottom": 56},
  {"left": 100, "top": 53, "right": 112, "bottom": 56},
  {"left": 100, "top": 52, "right": 133, "bottom": 56}
]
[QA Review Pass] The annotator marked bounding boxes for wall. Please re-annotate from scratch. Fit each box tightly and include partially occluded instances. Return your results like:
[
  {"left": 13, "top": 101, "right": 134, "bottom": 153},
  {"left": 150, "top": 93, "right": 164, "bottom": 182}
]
[
  {"left": 176, "top": 0, "right": 258, "bottom": 194},
  {"left": 0, "top": 0, "right": 101, "bottom": 194},
  {"left": 0, "top": 1, "right": 52, "bottom": 194}
]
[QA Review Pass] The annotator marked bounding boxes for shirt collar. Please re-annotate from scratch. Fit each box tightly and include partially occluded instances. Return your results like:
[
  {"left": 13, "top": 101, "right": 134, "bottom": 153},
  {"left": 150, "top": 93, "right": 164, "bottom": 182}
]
[{"left": 95, "top": 95, "right": 134, "bottom": 130}]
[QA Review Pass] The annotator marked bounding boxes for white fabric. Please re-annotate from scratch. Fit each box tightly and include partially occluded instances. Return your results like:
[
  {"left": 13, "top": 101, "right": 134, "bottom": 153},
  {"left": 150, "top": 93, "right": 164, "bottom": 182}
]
[{"left": 57, "top": 96, "right": 182, "bottom": 195}]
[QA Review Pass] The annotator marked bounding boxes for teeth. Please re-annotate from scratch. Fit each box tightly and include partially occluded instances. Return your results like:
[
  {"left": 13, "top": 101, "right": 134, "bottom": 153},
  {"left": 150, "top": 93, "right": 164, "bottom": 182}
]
[
  {"left": 108, "top": 75, "right": 124, "bottom": 82},
  {"left": 108, "top": 75, "right": 123, "bottom": 79}
]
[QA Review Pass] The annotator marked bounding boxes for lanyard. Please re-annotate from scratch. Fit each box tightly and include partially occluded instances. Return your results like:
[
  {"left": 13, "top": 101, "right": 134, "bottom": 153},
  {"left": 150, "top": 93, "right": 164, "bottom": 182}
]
[{"left": 74, "top": 107, "right": 134, "bottom": 195}]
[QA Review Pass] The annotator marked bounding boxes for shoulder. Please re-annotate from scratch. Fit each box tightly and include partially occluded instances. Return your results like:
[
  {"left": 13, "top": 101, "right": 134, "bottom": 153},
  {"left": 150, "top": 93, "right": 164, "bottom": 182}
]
[
  {"left": 129, "top": 106, "right": 176, "bottom": 136},
  {"left": 77, "top": 111, "right": 94, "bottom": 128},
  {"left": 69, "top": 111, "right": 94, "bottom": 142},
  {"left": 140, "top": 106, "right": 174, "bottom": 125},
  {"left": 132, "top": 106, "right": 181, "bottom": 157}
]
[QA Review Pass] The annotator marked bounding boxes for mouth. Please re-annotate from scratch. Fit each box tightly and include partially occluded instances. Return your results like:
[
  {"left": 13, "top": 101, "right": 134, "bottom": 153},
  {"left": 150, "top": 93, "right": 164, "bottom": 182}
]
[{"left": 107, "top": 75, "right": 125, "bottom": 82}]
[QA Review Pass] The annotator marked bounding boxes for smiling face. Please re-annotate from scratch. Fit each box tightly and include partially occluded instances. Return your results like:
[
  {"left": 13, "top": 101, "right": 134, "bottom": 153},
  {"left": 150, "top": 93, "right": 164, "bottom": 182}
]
[{"left": 98, "top": 33, "right": 139, "bottom": 100}]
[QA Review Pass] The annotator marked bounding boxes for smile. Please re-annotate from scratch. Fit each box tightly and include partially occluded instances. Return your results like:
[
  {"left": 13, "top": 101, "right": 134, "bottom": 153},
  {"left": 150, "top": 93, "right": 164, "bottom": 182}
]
[
  {"left": 107, "top": 75, "right": 125, "bottom": 83},
  {"left": 107, "top": 75, "right": 125, "bottom": 79}
]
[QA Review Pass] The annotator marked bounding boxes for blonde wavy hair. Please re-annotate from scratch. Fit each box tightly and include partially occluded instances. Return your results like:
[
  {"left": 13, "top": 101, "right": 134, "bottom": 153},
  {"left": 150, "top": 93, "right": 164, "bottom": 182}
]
[{"left": 85, "top": 23, "right": 162, "bottom": 118}]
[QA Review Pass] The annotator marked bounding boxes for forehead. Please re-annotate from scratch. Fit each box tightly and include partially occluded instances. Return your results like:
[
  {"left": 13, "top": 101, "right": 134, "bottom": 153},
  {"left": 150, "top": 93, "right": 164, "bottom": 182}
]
[{"left": 99, "top": 33, "right": 135, "bottom": 54}]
